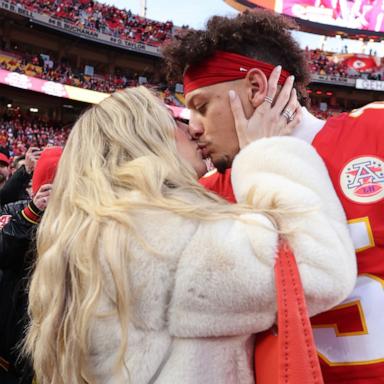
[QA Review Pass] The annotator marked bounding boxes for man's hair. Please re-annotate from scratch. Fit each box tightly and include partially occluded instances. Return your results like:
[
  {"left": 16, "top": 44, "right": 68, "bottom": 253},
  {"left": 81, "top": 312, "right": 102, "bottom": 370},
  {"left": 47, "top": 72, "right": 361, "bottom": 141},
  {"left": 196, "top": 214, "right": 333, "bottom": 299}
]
[{"left": 162, "top": 10, "right": 310, "bottom": 104}]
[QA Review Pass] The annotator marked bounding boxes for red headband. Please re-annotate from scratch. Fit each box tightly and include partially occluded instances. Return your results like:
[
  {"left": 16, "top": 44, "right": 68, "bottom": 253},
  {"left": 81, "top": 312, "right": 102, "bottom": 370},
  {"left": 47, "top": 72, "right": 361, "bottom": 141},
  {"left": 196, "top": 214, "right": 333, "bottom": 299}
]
[{"left": 183, "top": 51, "right": 290, "bottom": 95}]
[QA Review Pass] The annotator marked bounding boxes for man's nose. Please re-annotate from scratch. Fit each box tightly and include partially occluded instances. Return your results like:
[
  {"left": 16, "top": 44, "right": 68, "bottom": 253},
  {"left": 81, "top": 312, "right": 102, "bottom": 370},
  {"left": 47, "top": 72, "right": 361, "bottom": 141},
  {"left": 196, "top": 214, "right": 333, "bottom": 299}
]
[{"left": 188, "top": 114, "right": 204, "bottom": 140}]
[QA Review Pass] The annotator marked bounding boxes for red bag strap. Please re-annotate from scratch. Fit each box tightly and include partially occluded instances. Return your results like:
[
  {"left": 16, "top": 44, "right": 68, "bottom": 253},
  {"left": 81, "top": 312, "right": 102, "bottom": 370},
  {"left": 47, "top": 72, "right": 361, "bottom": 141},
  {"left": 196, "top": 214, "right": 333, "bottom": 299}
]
[{"left": 275, "top": 242, "right": 324, "bottom": 384}]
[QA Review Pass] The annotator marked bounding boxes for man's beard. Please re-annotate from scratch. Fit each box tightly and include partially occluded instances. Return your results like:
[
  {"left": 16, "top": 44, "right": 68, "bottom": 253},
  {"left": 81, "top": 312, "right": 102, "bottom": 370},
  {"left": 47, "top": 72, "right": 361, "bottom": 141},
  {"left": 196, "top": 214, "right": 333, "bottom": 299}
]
[{"left": 213, "top": 155, "right": 231, "bottom": 174}]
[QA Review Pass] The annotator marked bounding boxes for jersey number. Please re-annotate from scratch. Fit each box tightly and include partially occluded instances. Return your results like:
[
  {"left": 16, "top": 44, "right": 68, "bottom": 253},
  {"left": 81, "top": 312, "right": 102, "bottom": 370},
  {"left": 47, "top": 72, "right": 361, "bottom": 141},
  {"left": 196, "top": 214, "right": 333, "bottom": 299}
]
[{"left": 312, "top": 275, "right": 384, "bottom": 366}]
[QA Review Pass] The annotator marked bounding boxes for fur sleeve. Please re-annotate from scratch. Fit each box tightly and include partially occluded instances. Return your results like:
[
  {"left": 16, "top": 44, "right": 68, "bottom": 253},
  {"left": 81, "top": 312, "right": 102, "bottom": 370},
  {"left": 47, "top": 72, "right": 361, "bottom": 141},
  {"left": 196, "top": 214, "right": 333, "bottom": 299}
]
[
  {"left": 168, "top": 213, "right": 280, "bottom": 338},
  {"left": 231, "top": 137, "right": 357, "bottom": 317}
]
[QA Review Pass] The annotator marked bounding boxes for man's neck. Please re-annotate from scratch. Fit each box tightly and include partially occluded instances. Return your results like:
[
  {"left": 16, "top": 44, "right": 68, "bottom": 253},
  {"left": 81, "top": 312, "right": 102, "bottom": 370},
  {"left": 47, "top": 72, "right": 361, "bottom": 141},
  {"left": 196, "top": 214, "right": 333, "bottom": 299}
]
[{"left": 291, "top": 107, "right": 326, "bottom": 143}]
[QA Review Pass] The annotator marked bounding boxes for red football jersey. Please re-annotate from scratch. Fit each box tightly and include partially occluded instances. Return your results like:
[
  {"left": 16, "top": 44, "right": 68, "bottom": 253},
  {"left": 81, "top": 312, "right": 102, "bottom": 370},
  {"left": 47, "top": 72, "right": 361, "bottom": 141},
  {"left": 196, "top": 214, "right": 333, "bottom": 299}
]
[
  {"left": 200, "top": 168, "right": 236, "bottom": 203},
  {"left": 199, "top": 102, "right": 384, "bottom": 383}
]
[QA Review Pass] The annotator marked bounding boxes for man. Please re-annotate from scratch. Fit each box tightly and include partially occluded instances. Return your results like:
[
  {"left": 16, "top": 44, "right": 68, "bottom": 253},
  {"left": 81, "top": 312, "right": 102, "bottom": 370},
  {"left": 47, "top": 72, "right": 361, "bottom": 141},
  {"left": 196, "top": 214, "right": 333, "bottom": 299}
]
[
  {"left": 162, "top": 9, "right": 384, "bottom": 384},
  {"left": 0, "top": 147, "right": 41, "bottom": 205},
  {"left": 0, "top": 185, "right": 49, "bottom": 384},
  {"left": 0, "top": 147, "right": 61, "bottom": 384},
  {"left": 0, "top": 149, "right": 11, "bottom": 189}
]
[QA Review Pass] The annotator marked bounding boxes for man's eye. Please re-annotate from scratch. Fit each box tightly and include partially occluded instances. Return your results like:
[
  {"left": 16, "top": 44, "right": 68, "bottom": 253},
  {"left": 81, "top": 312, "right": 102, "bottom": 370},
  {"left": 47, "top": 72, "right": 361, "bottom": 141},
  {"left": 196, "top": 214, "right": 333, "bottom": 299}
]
[{"left": 196, "top": 104, "right": 207, "bottom": 114}]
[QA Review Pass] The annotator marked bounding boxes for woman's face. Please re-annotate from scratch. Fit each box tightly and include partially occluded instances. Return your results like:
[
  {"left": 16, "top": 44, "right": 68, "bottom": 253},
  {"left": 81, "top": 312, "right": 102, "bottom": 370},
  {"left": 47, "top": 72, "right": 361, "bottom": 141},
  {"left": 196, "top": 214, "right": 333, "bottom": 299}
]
[{"left": 175, "top": 120, "right": 207, "bottom": 178}]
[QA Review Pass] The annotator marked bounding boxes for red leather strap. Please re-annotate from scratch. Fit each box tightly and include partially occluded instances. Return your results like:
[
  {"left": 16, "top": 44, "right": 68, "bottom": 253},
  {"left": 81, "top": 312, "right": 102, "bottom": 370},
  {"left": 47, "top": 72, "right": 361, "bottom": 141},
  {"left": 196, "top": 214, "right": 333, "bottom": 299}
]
[{"left": 275, "top": 242, "right": 324, "bottom": 384}]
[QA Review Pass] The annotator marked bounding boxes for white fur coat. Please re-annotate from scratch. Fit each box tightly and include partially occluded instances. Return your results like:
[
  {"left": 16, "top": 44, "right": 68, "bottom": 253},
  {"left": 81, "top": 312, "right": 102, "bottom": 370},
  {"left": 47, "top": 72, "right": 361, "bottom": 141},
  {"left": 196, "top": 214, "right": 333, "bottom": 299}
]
[{"left": 88, "top": 137, "right": 356, "bottom": 384}]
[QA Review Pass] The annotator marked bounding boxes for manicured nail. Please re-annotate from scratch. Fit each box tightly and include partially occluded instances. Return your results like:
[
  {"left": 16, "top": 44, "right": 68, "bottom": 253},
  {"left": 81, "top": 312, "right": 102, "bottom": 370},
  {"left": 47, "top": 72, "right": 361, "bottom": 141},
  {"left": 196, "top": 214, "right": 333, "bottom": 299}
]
[{"left": 229, "top": 90, "right": 236, "bottom": 100}]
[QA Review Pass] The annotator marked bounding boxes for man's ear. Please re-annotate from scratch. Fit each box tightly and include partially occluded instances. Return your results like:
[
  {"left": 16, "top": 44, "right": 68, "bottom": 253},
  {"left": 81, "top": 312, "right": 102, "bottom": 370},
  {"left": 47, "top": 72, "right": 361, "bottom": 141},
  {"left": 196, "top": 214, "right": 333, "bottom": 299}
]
[{"left": 245, "top": 68, "right": 268, "bottom": 108}]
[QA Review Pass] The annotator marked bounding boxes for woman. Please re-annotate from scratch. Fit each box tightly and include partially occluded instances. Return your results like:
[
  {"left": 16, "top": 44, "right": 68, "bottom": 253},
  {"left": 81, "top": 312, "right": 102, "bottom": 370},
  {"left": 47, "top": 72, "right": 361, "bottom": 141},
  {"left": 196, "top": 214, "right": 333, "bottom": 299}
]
[{"left": 25, "top": 75, "right": 356, "bottom": 384}]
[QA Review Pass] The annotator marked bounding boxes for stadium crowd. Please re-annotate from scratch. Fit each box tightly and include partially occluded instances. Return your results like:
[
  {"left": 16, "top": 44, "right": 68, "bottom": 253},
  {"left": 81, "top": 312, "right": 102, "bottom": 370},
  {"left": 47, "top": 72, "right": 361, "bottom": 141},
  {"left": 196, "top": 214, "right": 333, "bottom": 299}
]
[
  {"left": 309, "top": 105, "right": 343, "bottom": 119},
  {"left": 8, "top": 0, "right": 174, "bottom": 46},
  {"left": 0, "top": 110, "right": 70, "bottom": 158},
  {"left": 306, "top": 48, "right": 384, "bottom": 80},
  {"left": 1, "top": 55, "right": 144, "bottom": 91},
  {"left": 2, "top": 47, "right": 384, "bottom": 102},
  {"left": 0, "top": 49, "right": 184, "bottom": 105}
]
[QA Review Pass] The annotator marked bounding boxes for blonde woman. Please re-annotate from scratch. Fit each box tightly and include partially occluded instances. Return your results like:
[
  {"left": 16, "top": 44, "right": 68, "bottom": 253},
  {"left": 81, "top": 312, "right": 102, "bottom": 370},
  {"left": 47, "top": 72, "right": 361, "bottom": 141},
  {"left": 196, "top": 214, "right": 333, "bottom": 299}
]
[{"left": 25, "top": 83, "right": 356, "bottom": 384}]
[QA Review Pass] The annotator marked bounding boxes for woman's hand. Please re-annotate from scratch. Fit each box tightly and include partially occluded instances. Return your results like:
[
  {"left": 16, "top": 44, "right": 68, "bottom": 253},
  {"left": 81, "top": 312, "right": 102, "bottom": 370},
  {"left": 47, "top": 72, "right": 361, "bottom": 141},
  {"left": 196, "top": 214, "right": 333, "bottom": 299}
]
[{"left": 229, "top": 66, "right": 302, "bottom": 149}]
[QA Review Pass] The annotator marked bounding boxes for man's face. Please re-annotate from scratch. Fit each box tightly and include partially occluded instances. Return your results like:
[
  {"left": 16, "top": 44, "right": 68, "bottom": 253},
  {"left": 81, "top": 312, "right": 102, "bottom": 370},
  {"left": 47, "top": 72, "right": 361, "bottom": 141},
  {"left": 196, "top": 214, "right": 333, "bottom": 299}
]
[
  {"left": 0, "top": 162, "right": 10, "bottom": 185},
  {"left": 186, "top": 80, "right": 253, "bottom": 173}
]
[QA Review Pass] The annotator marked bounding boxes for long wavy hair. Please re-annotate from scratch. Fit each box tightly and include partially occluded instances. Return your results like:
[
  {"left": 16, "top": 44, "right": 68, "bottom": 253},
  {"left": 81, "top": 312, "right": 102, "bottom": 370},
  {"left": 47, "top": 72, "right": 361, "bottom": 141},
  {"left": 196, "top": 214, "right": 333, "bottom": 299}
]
[{"left": 25, "top": 86, "right": 270, "bottom": 384}]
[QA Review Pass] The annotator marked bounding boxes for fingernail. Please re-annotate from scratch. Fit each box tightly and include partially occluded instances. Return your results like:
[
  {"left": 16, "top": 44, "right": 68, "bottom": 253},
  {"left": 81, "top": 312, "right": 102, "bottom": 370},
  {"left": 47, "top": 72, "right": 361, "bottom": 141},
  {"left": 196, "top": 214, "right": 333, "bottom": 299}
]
[
  {"left": 276, "top": 65, "right": 282, "bottom": 72},
  {"left": 290, "top": 75, "right": 295, "bottom": 81},
  {"left": 229, "top": 90, "right": 236, "bottom": 100}
]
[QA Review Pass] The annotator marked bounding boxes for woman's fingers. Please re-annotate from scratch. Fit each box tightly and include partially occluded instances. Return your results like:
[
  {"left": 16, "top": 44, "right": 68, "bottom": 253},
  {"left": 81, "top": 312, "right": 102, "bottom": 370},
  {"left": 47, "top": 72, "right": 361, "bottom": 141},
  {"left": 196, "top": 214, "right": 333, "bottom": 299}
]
[
  {"left": 283, "top": 103, "right": 302, "bottom": 135},
  {"left": 266, "top": 66, "right": 281, "bottom": 103},
  {"left": 228, "top": 73, "right": 301, "bottom": 146},
  {"left": 272, "top": 75, "right": 295, "bottom": 114},
  {"left": 274, "top": 88, "right": 300, "bottom": 136},
  {"left": 282, "top": 88, "right": 299, "bottom": 120},
  {"left": 276, "top": 86, "right": 300, "bottom": 135},
  {"left": 229, "top": 89, "right": 249, "bottom": 148},
  {"left": 287, "top": 88, "right": 299, "bottom": 109}
]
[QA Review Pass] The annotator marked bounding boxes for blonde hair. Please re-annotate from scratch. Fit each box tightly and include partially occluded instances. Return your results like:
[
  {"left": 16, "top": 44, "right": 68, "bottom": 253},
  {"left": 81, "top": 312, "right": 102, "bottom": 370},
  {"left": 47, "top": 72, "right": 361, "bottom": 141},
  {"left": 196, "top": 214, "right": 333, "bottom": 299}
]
[{"left": 25, "top": 86, "right": 264, "bottom": 384}]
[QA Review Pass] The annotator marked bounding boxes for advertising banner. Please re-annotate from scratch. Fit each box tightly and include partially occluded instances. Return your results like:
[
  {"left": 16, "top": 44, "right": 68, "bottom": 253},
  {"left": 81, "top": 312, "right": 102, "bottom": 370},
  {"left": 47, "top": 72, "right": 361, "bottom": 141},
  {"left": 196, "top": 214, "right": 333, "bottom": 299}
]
[
  {"left": 225, "top": 0, "right": 384, "bottom": 33},
  {"left": 356, "top": 78, "right": 384, "bottom": 90},
  {"left": 0, "top": 68, "right": 110, "bottom": 104}
]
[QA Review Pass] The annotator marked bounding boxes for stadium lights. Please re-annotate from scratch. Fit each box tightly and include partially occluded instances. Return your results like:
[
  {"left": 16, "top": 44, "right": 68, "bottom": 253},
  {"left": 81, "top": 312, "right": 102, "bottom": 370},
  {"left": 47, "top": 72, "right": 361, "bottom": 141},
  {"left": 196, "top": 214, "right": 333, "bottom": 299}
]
[
  {"left": 30, "top": 107, "right": 39, "bottom": 113},
  {"left": 7, "top": 104, "right": 12, "bottom": 108},
  {"left": 315, "top": 90, "right": 323, "bottom": 95},
  {"left": 326, "top": 91, "right": 333, "bottom": 96}
]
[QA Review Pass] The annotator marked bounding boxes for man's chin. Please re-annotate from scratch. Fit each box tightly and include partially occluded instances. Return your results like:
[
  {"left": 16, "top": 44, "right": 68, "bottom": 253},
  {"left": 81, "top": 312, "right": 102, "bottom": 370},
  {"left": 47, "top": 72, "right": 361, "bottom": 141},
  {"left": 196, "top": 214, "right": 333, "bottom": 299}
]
[{"left": 212, "top": 155, "right": 231, "bottom": 174}]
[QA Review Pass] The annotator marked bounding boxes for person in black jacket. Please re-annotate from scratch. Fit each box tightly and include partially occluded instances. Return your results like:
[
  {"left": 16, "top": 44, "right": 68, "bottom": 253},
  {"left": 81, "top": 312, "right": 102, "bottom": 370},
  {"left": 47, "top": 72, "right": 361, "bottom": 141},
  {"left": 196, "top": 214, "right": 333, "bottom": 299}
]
[
  {"left": 0, "top": 149, "right": 11, "bottom": 189},
  {"left": 0, "top": 147, "right": 61, "bottom": 384},
  {"left": 0, "top": 147, "right": 42, "bottom": 207},
  {"left": 0, "top": 191, "right": 49, "bottom": 383}
]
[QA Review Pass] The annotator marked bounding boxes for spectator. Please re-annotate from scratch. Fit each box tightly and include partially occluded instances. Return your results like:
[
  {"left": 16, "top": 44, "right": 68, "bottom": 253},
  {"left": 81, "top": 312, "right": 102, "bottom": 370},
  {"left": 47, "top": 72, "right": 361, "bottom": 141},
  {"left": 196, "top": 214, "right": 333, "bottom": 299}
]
[
  {"left": 0, "top": 112, "right": 70, "bottom": 154},
  {"left": 0, "top": 147, "right": 61, "bottom": 384},
  {"left": 8, "top": 0, "right": 173, "bottom": 46},
  {"left": 0, "top": 148, "right": 11, "bottom": 189},
  {"left": 0, "top": 147, "right": 42, "bottom": 206},
  {"left": 1, "top": 49, "right": 184, "bottom": 104}
]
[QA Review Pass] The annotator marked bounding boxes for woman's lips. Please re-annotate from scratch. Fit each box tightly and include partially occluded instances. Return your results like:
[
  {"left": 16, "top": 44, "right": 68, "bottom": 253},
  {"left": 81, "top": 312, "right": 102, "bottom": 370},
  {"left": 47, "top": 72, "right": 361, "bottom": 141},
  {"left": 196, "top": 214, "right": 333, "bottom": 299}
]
[{"left": 197, "top": 145, "right": 210, "bottom": 159}]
